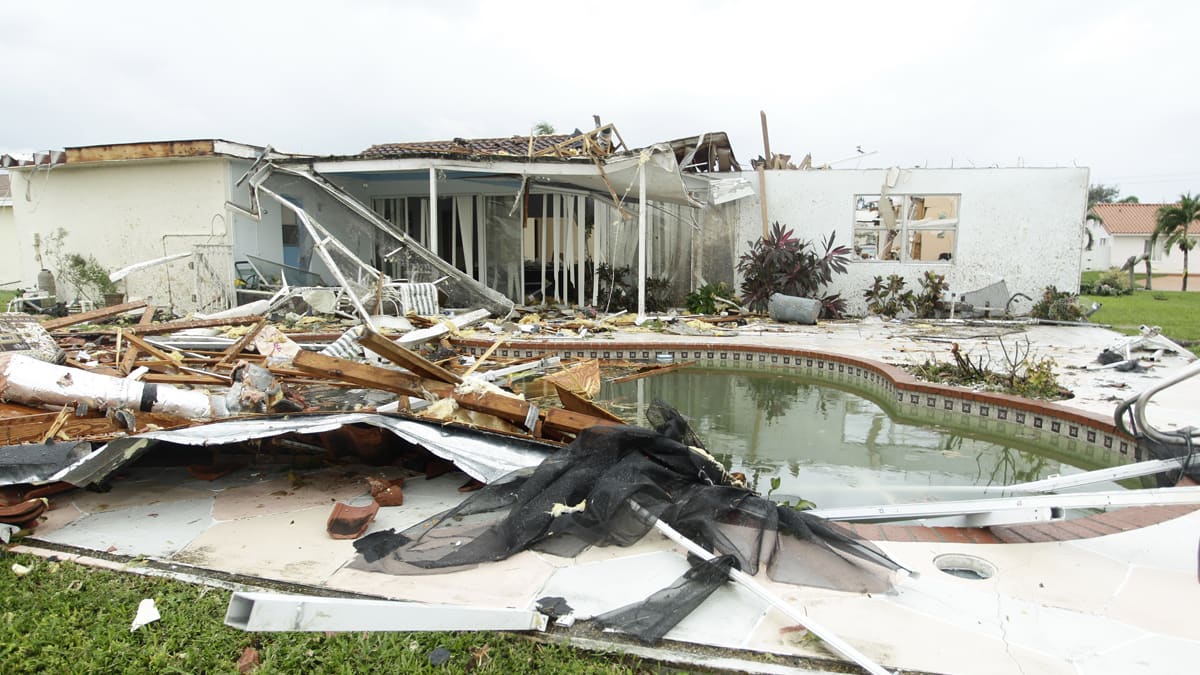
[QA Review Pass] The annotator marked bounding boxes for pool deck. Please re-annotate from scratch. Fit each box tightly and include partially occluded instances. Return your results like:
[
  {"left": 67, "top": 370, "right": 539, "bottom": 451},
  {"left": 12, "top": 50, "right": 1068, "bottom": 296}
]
[{"left": 11, "top": 319, "right": 1200, "bottom": 674}]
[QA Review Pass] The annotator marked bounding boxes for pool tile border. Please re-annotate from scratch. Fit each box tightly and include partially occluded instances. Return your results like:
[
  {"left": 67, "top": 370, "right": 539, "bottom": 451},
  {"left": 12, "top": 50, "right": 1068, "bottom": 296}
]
[{"left": 453, "top": 337, "right": 1193, "bottom": 542}]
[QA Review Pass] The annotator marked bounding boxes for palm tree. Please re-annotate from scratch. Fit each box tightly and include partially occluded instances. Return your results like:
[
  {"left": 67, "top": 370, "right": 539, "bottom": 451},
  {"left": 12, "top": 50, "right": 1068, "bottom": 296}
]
[{"left": 1155, "top": 193, "right": 1200, "bottom": 291}]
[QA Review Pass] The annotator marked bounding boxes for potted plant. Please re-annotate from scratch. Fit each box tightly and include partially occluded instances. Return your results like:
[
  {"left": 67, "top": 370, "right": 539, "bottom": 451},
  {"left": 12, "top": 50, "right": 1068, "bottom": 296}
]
[{"left": 62, "top": 253, "right": 123, "bottom": 306}]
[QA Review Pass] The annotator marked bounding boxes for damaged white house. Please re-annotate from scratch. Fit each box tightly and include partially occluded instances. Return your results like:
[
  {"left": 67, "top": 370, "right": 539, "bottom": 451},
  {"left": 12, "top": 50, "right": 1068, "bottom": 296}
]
[{"left": 1, "top": 129, "right": 1088, "bottom": 318}]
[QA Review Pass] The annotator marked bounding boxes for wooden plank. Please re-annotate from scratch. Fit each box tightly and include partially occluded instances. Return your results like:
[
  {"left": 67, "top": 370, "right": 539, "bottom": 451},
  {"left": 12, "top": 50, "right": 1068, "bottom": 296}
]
[
  {"left": 126, "top": 315, "right": 262, "bottom": 335},
  {"left": 553, "top": 384, "right": 625, "bottom": 424},
  {"left": 294, "top": 350, "right": 618, "bottom": 437},
  {"left": 292, "top": 350, "right": 427, "bottom": 397},
  {"left": 66, "top": 140, "right": 215, "bottom": 164},
  {"left": 359, "top": 329, "right": 462, "bottom": 384},
  {"left": 215, "top": 318, "right": 268, "bottom": 367},
  {"left": 121, "top": 305, "right": 159, "bottom": 374},
  {"left": 42, "top": 404, "right": 74, "bottom": 442},
  {"left": 140, "top": 373, "right": 229, "bottom": 386},
  {"left": 63, "top": 359, "right": 122, "bottom": 377},
  {"left": 461, "top": 339, "right": 504, "bottom": 378},
  {"left": 121, "top": 332, "right": 181, "bottom": 373},
  {"left": 608, "top": 360, "right": 697, "bottom": 384},
  {"left": 541, "top": 407, "right": 623, "bottom": 436},
  {"left": 41, "top": 300, "right": 149, "bottom": 331}
]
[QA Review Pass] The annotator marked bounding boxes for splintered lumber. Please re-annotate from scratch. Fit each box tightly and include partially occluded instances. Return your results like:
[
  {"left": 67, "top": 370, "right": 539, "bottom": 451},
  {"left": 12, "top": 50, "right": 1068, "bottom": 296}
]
[
  {"left": 293, "top": 351, "right": 620, "bottom": 437},
  {"left": 553, "top": 384, "right": 625, "bottom": 424},
  {"left": 293, "top": 351, "right": 425, "bottom": 397},
  {"left": 121, "top": 332, "right": 182, "bottom": 374},
  {"left": 358, "top": 329, "right": 462, "bottom": 385},
  {"left": 41, "top": 300, "right": 150, "bottom": 331},
  {"left": 120, "top": 305, "right": 159, "bottom": 374},
  {"left": 608, "top": 360, "right": 696, "bottom": 384},
  {"left": 543, "top": 359, "right": 600, "bottom": 398},
  {"left": 215, "top": 317, "right": 268, "bottom": 367},
  {"left": 461, "top": 339, "right": 505, "bottom": 378},
  {"left": 126, "top": 315, "right": 262, "bottom": 335}
]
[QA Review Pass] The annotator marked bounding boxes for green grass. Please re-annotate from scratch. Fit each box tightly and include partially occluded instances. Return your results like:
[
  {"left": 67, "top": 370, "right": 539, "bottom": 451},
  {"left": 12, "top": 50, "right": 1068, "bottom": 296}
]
[
  {"left": 1081, "top": 289, "right": 1200, "bottom": 355},
  {"left": 0, "top": 553, "right": 642, "bottom": 674}
]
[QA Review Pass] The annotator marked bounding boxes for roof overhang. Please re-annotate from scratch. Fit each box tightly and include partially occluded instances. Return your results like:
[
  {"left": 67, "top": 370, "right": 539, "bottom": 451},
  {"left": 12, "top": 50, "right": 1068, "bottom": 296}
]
[{"left": 307, "top": 144, "right": 751, "bottom": 207}]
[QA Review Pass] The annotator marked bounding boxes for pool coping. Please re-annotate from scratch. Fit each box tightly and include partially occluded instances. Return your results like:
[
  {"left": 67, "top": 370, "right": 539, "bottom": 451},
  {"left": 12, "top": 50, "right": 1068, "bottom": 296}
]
[{"left": 452, "top": 336, "right": 1197, "bottom": 543}]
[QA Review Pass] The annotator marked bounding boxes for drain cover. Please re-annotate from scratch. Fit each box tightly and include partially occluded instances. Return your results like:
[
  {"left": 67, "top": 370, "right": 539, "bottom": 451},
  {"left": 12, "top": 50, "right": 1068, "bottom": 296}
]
[{"left": 934, "top": 553, "right": 997, "bottom": 580}]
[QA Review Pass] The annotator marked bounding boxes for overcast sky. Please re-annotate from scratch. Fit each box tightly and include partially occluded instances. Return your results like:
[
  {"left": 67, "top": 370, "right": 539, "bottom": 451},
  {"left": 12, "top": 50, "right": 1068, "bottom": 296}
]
[{"left": 2, "top": 1, "right": 1197, "bottom": 201}]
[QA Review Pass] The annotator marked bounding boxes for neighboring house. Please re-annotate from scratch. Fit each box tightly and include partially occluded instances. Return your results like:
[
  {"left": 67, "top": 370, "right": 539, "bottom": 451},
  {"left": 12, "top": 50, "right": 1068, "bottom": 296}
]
[
  {"left": 0, "top": 172, "right": 17, "bottom": 289},
  {"left": 1086, "top": 202, "right": 1200, "bottom": 275},
  {"left": 734, "top": 167, "right": 1090, "bottom": 314}
]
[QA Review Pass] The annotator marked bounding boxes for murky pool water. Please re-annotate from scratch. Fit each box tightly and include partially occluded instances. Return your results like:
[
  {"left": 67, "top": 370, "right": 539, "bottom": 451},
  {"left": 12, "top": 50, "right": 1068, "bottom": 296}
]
[{"left": 598, "top": 367, "right": 1117, "bottom": 509}]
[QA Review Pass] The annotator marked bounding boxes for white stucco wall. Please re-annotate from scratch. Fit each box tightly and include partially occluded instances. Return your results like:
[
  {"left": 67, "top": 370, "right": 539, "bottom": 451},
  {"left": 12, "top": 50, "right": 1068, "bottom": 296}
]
[
  {"left": 8, "top": 158, "right": 235, "bottom": 311},
  {"left": 1108, "top": 233, "right": 1194, "bottom": 276},
  {"left": 1081, "top": 219, "right": 1111, "bottom": 271},
  {"left": 732, "top": 167, "right": 1089, "bottom": 314},
  {"left": 0, "top": 204, "right": 18, "bottom": 287}
]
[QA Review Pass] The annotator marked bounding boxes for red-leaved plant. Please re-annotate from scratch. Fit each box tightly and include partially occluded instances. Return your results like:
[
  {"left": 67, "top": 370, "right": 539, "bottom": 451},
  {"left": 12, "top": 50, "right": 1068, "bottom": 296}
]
[{"left": 736, "top": 222, "right": 852, "bottom": 317}]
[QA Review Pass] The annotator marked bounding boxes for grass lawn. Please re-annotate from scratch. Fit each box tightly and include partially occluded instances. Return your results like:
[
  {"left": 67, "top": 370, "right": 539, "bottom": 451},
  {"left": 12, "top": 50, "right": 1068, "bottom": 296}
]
[
  {"left": 1080, "top": 289, "right": 1200, "bottom": 355},
  {"left": 0, "top": 552, "right": 642, "bottom": 674}
]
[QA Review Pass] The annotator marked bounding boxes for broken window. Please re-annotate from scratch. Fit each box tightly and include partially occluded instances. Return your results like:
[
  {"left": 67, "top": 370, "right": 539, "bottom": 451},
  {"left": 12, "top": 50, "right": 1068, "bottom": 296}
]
[{"left": 852, "top": 194, "right": 958, "bottom": 263}]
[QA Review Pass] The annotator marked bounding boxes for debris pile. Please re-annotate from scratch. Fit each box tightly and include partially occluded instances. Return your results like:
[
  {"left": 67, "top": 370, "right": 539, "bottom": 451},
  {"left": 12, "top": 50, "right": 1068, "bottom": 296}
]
[{"left": 0, "top": 297, "right": 699, "bottom": 533}]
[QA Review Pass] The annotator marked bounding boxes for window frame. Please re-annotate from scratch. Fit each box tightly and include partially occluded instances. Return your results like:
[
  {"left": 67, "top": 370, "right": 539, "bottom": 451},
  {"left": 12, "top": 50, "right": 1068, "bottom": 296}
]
[{"left": 852, "top": 193, "right": 960, "bottom": 263}]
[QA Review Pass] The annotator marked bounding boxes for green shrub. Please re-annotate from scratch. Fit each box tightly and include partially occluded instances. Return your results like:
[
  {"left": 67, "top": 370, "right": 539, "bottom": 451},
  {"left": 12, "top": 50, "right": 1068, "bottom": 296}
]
[
  {"left": 913, "top": 271, "right": 950, "bottom": 318},
  {"left": 685, "top": 282, "right": 735, "bottom": 314},
  {"left": 1086, "top": 268, "right": 1132, "bottom": 297},
  {"left": 863, "top": 274, "right": 913, "bottom": 318},
  {"left": 1030, "top": 286, "right": 1084, "bottom": 321}
]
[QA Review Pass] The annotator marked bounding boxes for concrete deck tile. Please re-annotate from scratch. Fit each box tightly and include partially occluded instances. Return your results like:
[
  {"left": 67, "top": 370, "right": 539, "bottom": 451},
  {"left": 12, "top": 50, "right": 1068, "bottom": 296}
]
[
  {"left": 210, "top": 470, "right": 372, "bottom": 521},
  {"left": 663, "top": 581, "right": 770, "bottom": 650},
  {"left": 66, "top": 482, "right": 212, "bottom": 515},
  {"left": 36, "top": 495, "right": 214, "bottom": 558},
  {"left": 34, "top": 500, "right": 84, "bottom": 535},
  {"left": 1075, "top": 634, "right": 1200, "bottom": 675},
  {"left": 532, "top": 551, "right": 692, "bottom": 619},
  {"left": 171, "top": 505, "right": 354, "bottom": 584},
  {"left": 1106, "top": 566, "right": 1200, "bottom": 640},
  {"left": 325, "top": 551, "right": 556, "bottom": 609}
]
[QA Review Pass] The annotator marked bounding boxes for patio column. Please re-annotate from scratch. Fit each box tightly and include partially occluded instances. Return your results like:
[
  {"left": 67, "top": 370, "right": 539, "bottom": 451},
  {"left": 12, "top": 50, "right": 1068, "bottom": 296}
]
[
  {"left": 637, "top": 162, "right": 647, "bottom": 320},
  {"left": 428, "top": 167, "right": 439, "bottom": 257}
]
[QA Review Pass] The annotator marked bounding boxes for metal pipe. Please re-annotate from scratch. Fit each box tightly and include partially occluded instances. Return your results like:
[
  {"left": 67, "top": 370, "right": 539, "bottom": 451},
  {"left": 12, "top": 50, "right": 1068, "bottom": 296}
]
[
  {"left": 631, "top": 502, "right": 893, "bottom": 675},
  {"left": 637, "top": 160, "right": 647, "bottom": 320},
  {"left": 1134, "top": 360, "right": 1200, "bottom": 445},
  {"left": 225, "top": 592, "right": 547, "bottom": 632}
]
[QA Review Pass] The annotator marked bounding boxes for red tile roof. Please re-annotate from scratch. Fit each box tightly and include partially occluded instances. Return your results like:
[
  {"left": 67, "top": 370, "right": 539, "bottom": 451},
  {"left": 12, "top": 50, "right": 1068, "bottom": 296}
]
[
  {"left": 1092, "top": 202, "right": 1200, "bottom": 235},
  {"left": 361, "top": 134, "right": 580, "bottom": 159}
]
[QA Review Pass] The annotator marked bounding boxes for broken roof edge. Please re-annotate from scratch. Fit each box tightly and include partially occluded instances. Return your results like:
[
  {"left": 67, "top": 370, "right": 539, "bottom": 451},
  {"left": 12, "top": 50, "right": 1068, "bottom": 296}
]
[
  {"left": 302, "top": 144, "right": 735, "bottom": 208},
  {"left": 0, "top": 139, "right": 305, "bottom": 169}
]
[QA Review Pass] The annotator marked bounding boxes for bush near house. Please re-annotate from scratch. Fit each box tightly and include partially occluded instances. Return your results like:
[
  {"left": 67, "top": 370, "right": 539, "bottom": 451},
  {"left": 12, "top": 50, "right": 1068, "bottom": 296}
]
[
  {"left": 1079, "top": 268, "right": 1132, "bottom": 296},
  {"left": 737, "top": 222, "right": 851, "bottom": 318},
  {"left": 1030, "top": 286, "right": 1085, "bottom": 322}
]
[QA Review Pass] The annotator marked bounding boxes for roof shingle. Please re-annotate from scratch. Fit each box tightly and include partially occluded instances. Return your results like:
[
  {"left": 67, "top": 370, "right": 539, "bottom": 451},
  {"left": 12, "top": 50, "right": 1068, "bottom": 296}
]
[
  {"left": 361, "top": 134, "right": 581, "bottom": 159},
  {"left": 1092, "top": 202, "right": 1200, "bottom": 236}
]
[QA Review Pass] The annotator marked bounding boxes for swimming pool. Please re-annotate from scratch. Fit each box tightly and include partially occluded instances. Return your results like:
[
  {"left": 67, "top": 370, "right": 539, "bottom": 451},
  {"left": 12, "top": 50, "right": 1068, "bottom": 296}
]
[{"left": 598, "top": 366, "right": 1126, "bottom": 509}]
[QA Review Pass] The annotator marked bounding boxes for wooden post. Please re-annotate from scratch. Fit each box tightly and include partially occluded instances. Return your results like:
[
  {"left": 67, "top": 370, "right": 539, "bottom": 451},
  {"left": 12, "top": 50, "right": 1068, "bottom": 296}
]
[{"left": 758, "top": 110, "right": 771, "bottom": 237}]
